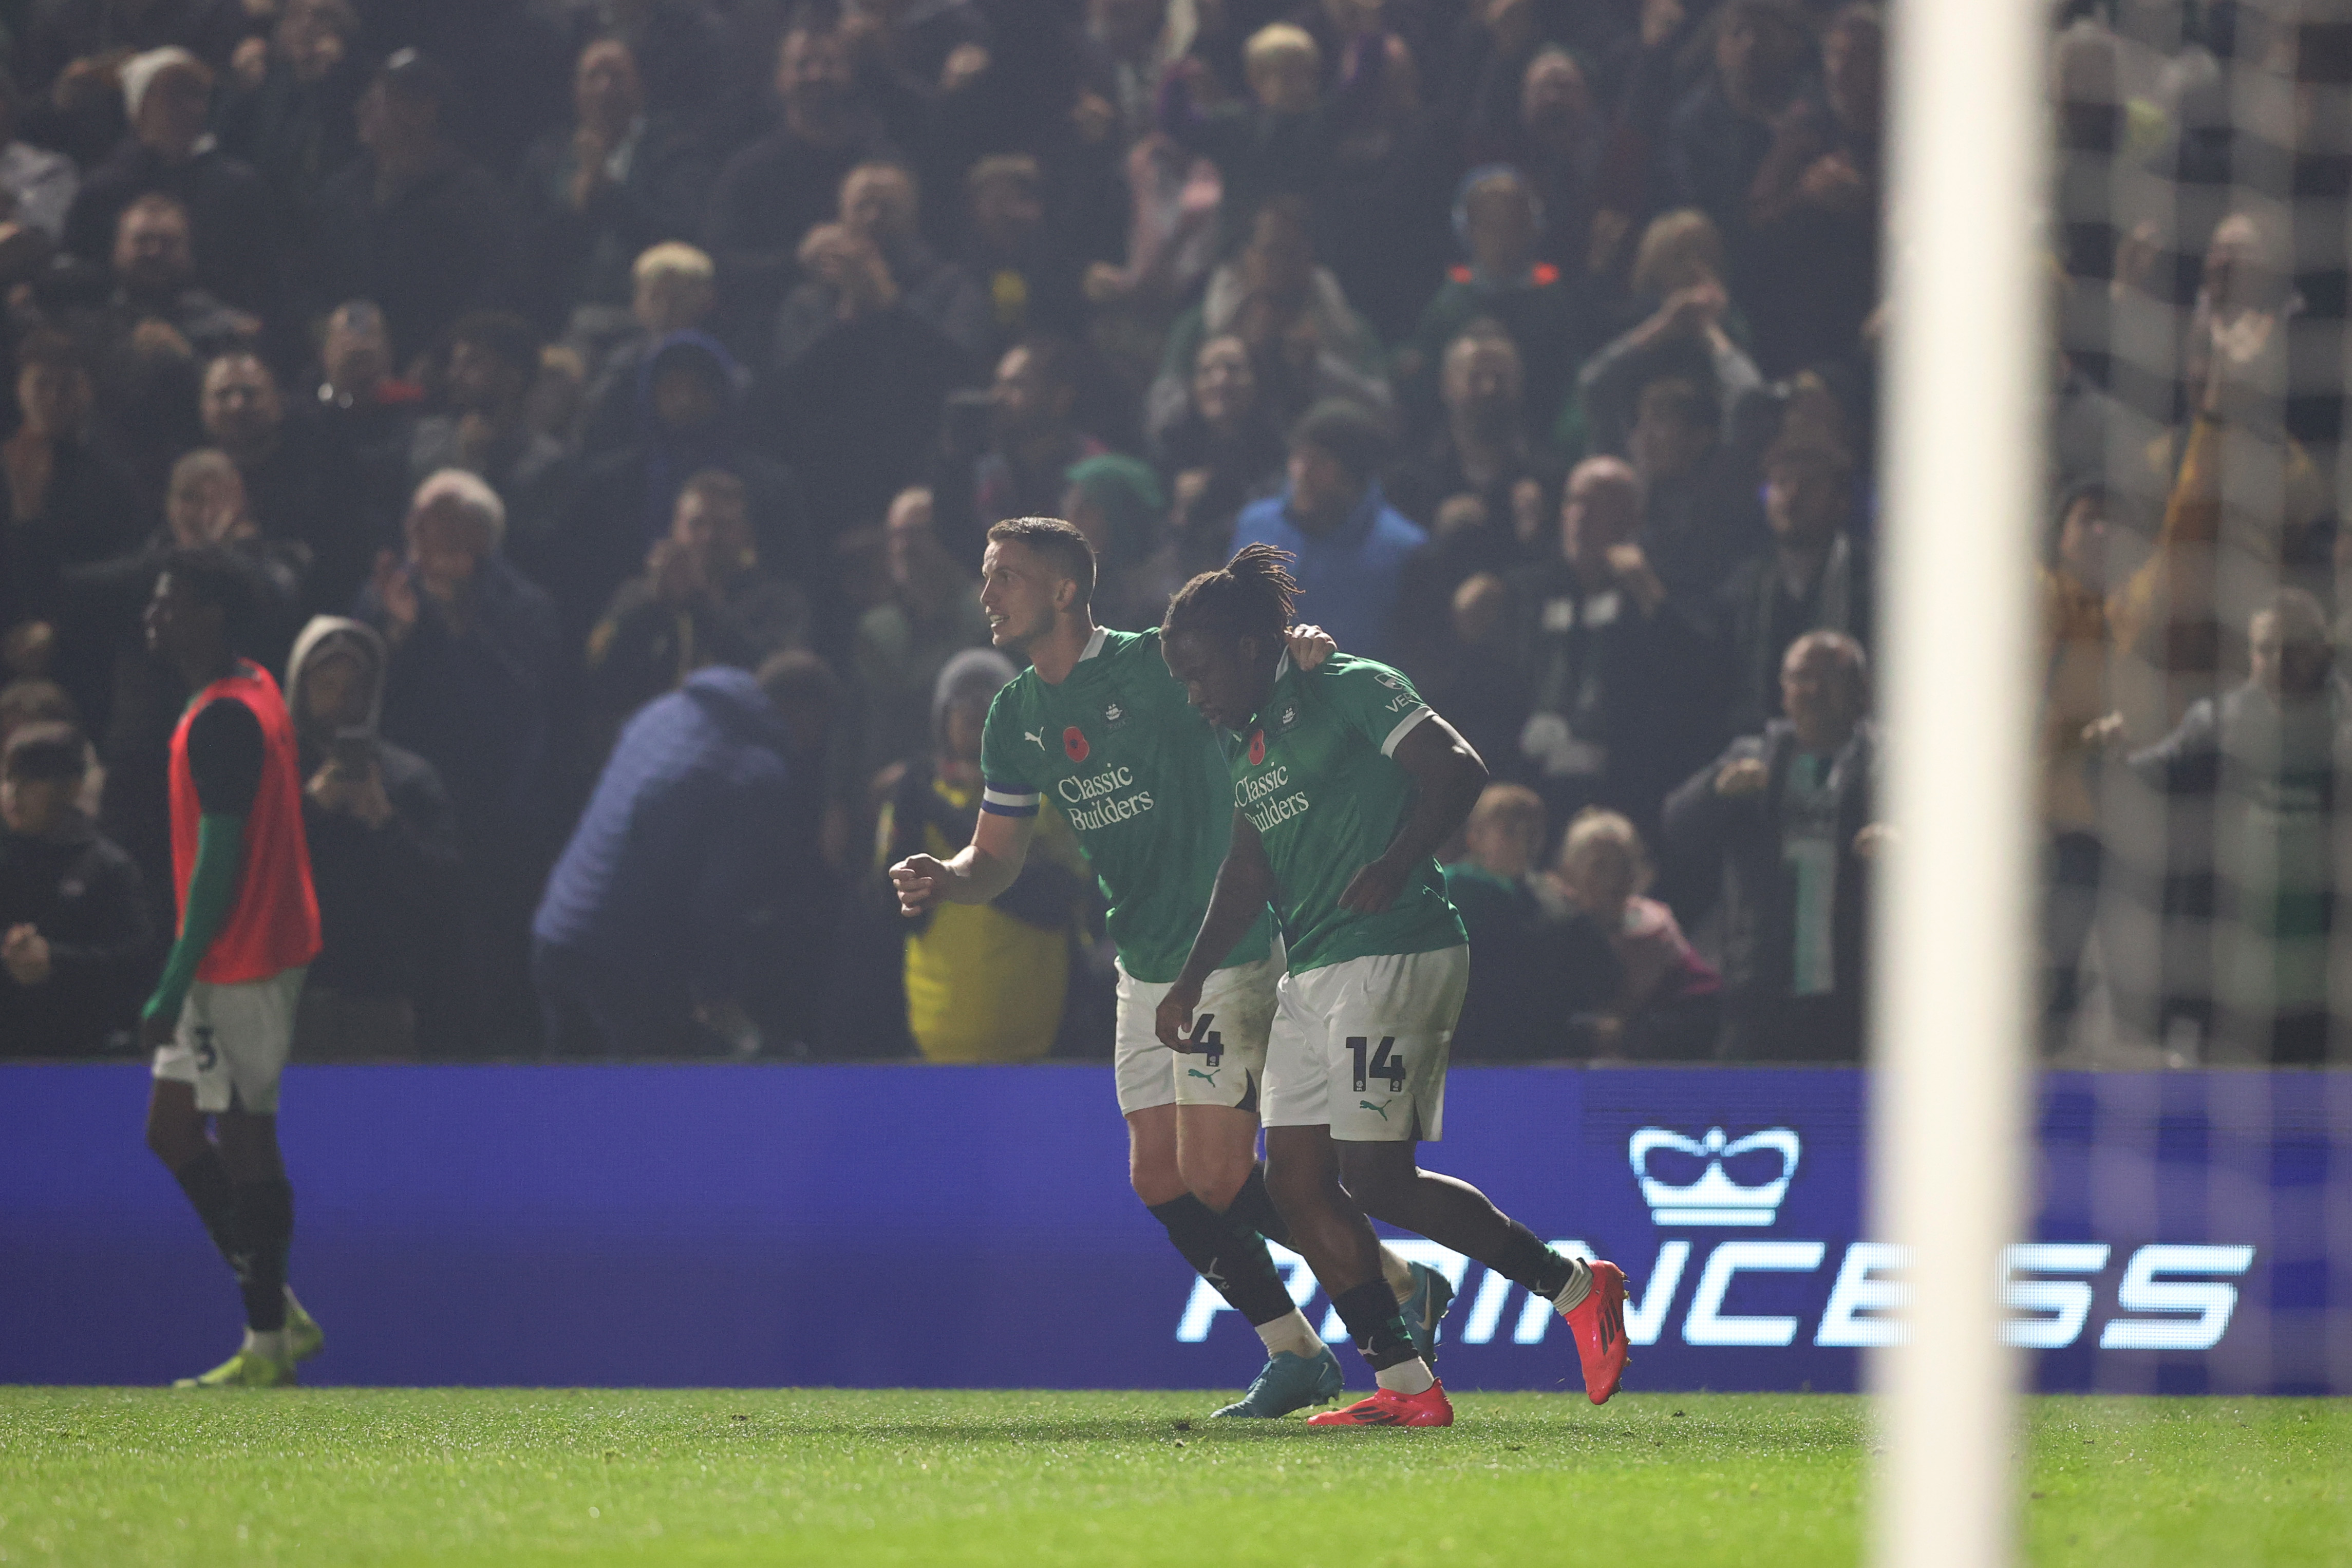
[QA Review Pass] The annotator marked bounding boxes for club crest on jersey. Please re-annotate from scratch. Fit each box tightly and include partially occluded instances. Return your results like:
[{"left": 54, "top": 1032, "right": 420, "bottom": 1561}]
[
  {"left": 1104, "top": 701, "right": 1126, "bottom": 729},
  {"left": 1278, "top": 702, "right": 1299, "bottom": 731},
  {"left": 1247, "top": 728, "right": 1266, "bottom": 766},
  {"left": 1064, "top": 725, "right": 1089, "bottom": 763}
]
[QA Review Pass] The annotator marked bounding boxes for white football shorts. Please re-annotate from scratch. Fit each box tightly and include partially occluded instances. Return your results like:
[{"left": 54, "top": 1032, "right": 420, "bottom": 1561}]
[
  {"left": 1262, "top": 945, "right": 1469, "bottom": 1142},
  {"left": 152, "top": 967, "right": 308, "bottom": 1114},
  {"left": 1113, "top": 940, "right": 1284, "bottom": 1116}
]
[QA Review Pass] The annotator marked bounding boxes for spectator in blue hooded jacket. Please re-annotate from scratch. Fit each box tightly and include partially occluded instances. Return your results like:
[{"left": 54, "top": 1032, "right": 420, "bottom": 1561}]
[
  {"left": 1230, "top": 399, "right": 1426, "bottom": 663},
  {"left": 534, "top": 648, "right": 841, "bottom": 1057}
]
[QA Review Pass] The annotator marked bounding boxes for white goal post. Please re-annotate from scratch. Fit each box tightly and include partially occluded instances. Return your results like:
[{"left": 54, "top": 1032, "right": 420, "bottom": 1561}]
[{"left": 1875, "top": 0, "right": 2043, "bottom": 1564}]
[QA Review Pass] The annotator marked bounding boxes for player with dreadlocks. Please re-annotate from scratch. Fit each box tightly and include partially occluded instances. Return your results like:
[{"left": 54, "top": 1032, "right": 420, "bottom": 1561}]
[
  {"left": 1155, "top": 544, "right": 1630, "bottom": 1426},
  {"left": 888, "top": 518, "right": 1453, "bottom": 1419}
]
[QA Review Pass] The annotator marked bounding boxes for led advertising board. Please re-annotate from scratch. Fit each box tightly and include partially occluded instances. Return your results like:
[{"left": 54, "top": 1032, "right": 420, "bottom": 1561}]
[{"left": 1, "top": 1066, "right": 2340, "bottom": 1393}]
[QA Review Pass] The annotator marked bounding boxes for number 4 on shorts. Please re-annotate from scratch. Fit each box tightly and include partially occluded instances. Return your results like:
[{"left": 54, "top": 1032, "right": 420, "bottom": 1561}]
[
  {"left": 1346, "top": 1036, "right": 1405, "bottom": 1093},
  {"left": 1194, "top": 1012, "right": 1223, "bottom": 1068}
]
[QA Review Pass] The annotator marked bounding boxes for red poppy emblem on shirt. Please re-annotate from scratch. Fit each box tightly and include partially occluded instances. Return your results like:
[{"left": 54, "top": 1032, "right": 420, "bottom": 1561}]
[
  {"left": 1064, "top": 726, "right": 1089, "bottom": 763},
  {"left": 1247, "top": 729, "right": 1266, "bottom": 766}
]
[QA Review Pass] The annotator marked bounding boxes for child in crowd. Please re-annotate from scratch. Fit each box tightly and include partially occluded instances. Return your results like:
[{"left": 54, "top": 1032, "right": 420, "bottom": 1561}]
[
  {"left": 1552, "top": 807, "right": 1718, "bottom": 1059},
  {"left": 1442, "top": 782, "right": 1614, "bottom": 1057}
]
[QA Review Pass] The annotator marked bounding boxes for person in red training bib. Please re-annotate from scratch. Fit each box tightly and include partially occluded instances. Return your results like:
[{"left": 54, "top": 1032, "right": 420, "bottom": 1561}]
[{"left": 138, "top": 546, "right": 324, "bottom": 1389}]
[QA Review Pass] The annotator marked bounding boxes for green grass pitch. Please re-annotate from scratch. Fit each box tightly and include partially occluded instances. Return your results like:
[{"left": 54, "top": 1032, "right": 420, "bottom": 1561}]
[{"left": 1, "top": 1389, "right": 2344, "bottom": 1567}]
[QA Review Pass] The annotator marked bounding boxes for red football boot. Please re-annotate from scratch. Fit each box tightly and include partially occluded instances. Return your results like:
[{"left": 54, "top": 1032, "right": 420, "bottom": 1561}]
[
  {"left": 1563, "top": 1259, "right": 1630, "bottom": 1403},
  {"left": 1305, "top": 1380, "right": 1454, "bottom": 1427}
]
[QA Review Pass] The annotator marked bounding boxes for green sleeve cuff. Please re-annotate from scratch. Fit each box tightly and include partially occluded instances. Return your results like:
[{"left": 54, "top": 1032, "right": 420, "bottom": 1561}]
[{"left": 142, "top": 814, "right": 246, "bottom": 1024}]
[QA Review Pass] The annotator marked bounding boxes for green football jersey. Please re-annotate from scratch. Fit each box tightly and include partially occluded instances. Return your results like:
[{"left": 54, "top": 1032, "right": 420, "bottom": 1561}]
[
  {"left": 979, "top": 627, "right": 1273, "bottom": 984},
  {"left": 1221, "top": 652, "right": 1467, "bottom": 972}
]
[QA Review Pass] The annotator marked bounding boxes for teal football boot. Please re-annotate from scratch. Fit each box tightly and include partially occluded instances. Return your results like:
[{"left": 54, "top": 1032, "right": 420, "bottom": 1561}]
[
  {"left": 1211, "top": 1346, "right": 1346, "bottom": 1418},
  {"left": 1401, "top": 1261, "right": 1456, "bottom": 1366}
]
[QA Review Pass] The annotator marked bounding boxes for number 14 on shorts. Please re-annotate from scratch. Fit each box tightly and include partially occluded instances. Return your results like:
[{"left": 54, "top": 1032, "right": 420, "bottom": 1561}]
[{"left": 1346, "top": 1035, "right": 1405, "bottom": 1093}]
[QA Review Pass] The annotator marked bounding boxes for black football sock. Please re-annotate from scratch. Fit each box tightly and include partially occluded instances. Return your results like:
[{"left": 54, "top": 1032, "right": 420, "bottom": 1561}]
[
  {"left": 1487, "top": 1219, "right": 1578, "bottom": 1299},
  {"left": 1329, "top": 1280, "right": 1421, "bottom": 1372},
  {"left": 231, "top": 1179, "right": 293, "bottom": 1333},
  {"left": 1147, "top": 1194, "right": 1297, "bottom": 1328},
  {"left": 173, "top": 1149, "right": 250, "bottom": 1284},
  {"left": 1221, "top": 1163, "right": 1294, "bottom": 1249}
]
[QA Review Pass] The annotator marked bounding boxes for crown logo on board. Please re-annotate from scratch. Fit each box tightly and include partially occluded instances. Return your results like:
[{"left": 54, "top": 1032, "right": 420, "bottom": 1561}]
[{"left": 1627, "top": 1126, "right": 1801, "bottom": 1227}]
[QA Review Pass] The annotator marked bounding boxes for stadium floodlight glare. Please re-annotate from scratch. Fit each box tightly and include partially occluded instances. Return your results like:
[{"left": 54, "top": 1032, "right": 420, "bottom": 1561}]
[{"left": 1875, "top": 0, "right": 2043, "bottom": 1565}]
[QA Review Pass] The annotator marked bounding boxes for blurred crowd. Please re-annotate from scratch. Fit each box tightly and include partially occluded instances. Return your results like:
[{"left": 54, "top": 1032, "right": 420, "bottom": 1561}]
[{"left": 1, "top": 0, "right": 2346, "bottom": 1067}]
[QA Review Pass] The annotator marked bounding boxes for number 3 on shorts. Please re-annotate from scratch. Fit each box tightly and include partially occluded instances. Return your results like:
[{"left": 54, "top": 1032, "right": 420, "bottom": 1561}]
[
  {"left": 192, "top": 1026, "right": 218, "bottom": 1073},
  {"left": 1345, "top": 1035, "right": 1406, "bottom": 1094}
]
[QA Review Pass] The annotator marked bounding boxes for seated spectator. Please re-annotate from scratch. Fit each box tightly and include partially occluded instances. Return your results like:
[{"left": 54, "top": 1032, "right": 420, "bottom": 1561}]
[
  {"left": 1741, "top": 4, "right": 1880, "bottom": 376},
  {"left": 1081, "top": 0, "right": 1190, "bottom": 146},
  {"left": 759, "top": 222, "right": 973, "bottom": 583},
  {"left": 854, "top": 486, "right": 991, "bottom": 783},
  {"left": 1396, "top": 165, "right": 1603, "bottom": 434},
  {"left": 2, "top": 333, "right": 143, "bottom": 731},
  {"left": 201, "top": 349, "right": 365, "bottom": 614},
  {"left": 13, "top": 1, "right": 249, "bottom": 169},
  {"left": 1565, "top": 208, "right": 1761, "bottom": 459},
  {"left": 213, "top": 0, "right": 365, "bottom": 260},
  {"left": 2041, "top": 482, "right": 2124, "bottom": 1052},
  {"left": 1083, "top": 132, "right": 1225, "bottom": 385},
  {"left": 1150, "top": 333, "right": 1287, "bottom": 577},
  {"left": 407, "top": 313, "right": 573, "bottom": 568},
  {"left": 64, "top": 47, "right": 284, "bottom": 318},
  {"left": 1386, "top": 327, "right": 1559, "bottom": 580},
  {"left": 535, "top": 649, "right": 840, "bottom": 1058},
  {"left": 58, "top": 193, "right": 254, "bottom": 493},
  {"left": 562, "top": 331, "right": 803, "bottom": 638},
  {"left": 355, "top": 469, "right": 560, "bottom": 872},
  {"left": 1713, "top": 436, "right": 1870, "bottom": 736},
  {"left": 1664, "top": 630, "right": 1881, "bottom": 1062},
  {"left": 1466, "top": 44, "right": 1602, "bottom": 279},
  {"left": 0, "top": 72, "right": 79, "bottom": 241},
  {"left": 0, "top": 722, "right": 152, "bottom": 1057},
  {"left": 1442, "top": 781, "right": 1616, "bottom": 1059},
  {"left": 585, "top": 468, "right": 810, "bottom": 745},
  {"left": 575, "top": 241, "right": 718, "bottom": 454},
  {"left": 1061, "top": 454, "right": 1178, "bottom": 632},
  {"left": 933, "top": 335, "right": 1105, "bottom": 565},
  {"left": 1232, "top": 400, "right": 1425, "bottom": 663},
  {"left": 705, "top": 17, "right": 897, "bottom": 349},
  {"left": 878, "top": 647, "right": 1087, "bottom": 1062},
  {"left": 2108, "top": 311, "right": 2333, "bottom": 738},
  {"left": 825, "top": 160, "right": 990, "bottom": 362},
  {"left": 2120, "top": 591, "right": 2346, "bottom": 1065},
  {"left": 1415, "top": 568, "right": 1527, "bottom": 770},
  {"left": 518, "top": 37, "right": 713, "bottom": 339},
  {"left": 149, "top": 449, "right": 308, "bottom": 655},
  {"left": 315, "top": 50, "right": 520, "bottom": 364},
  {"left": 1501, "top": 456, "right": 1721, "bottom": 842},
  {"left": 954, "top": 154, "right": 1086, "bottom": 361},
  {"left": 1627, "top": 374, "right": 1770, "bottom": 601},
  {"left": 1552, "top": 807, "right": 1719, "bottom": 1059},
  {"left": 1662, "top": 0, "right": 1814, "bottom": 285},
  {"left": 1158, "top": 21, "right": 1378, "bottom": 255},
  {"left": 309, "top": 300, "right": 423, "bottom": 556},
  {"left": 1149, "top": 197, "right": 1390, "bottom": 445},
  {"left": 1316, "top": 26, "right": 1453, "bottom": 344},
  {"left": 283, "top": 615, "right": 464, "bottom": 1060}
]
